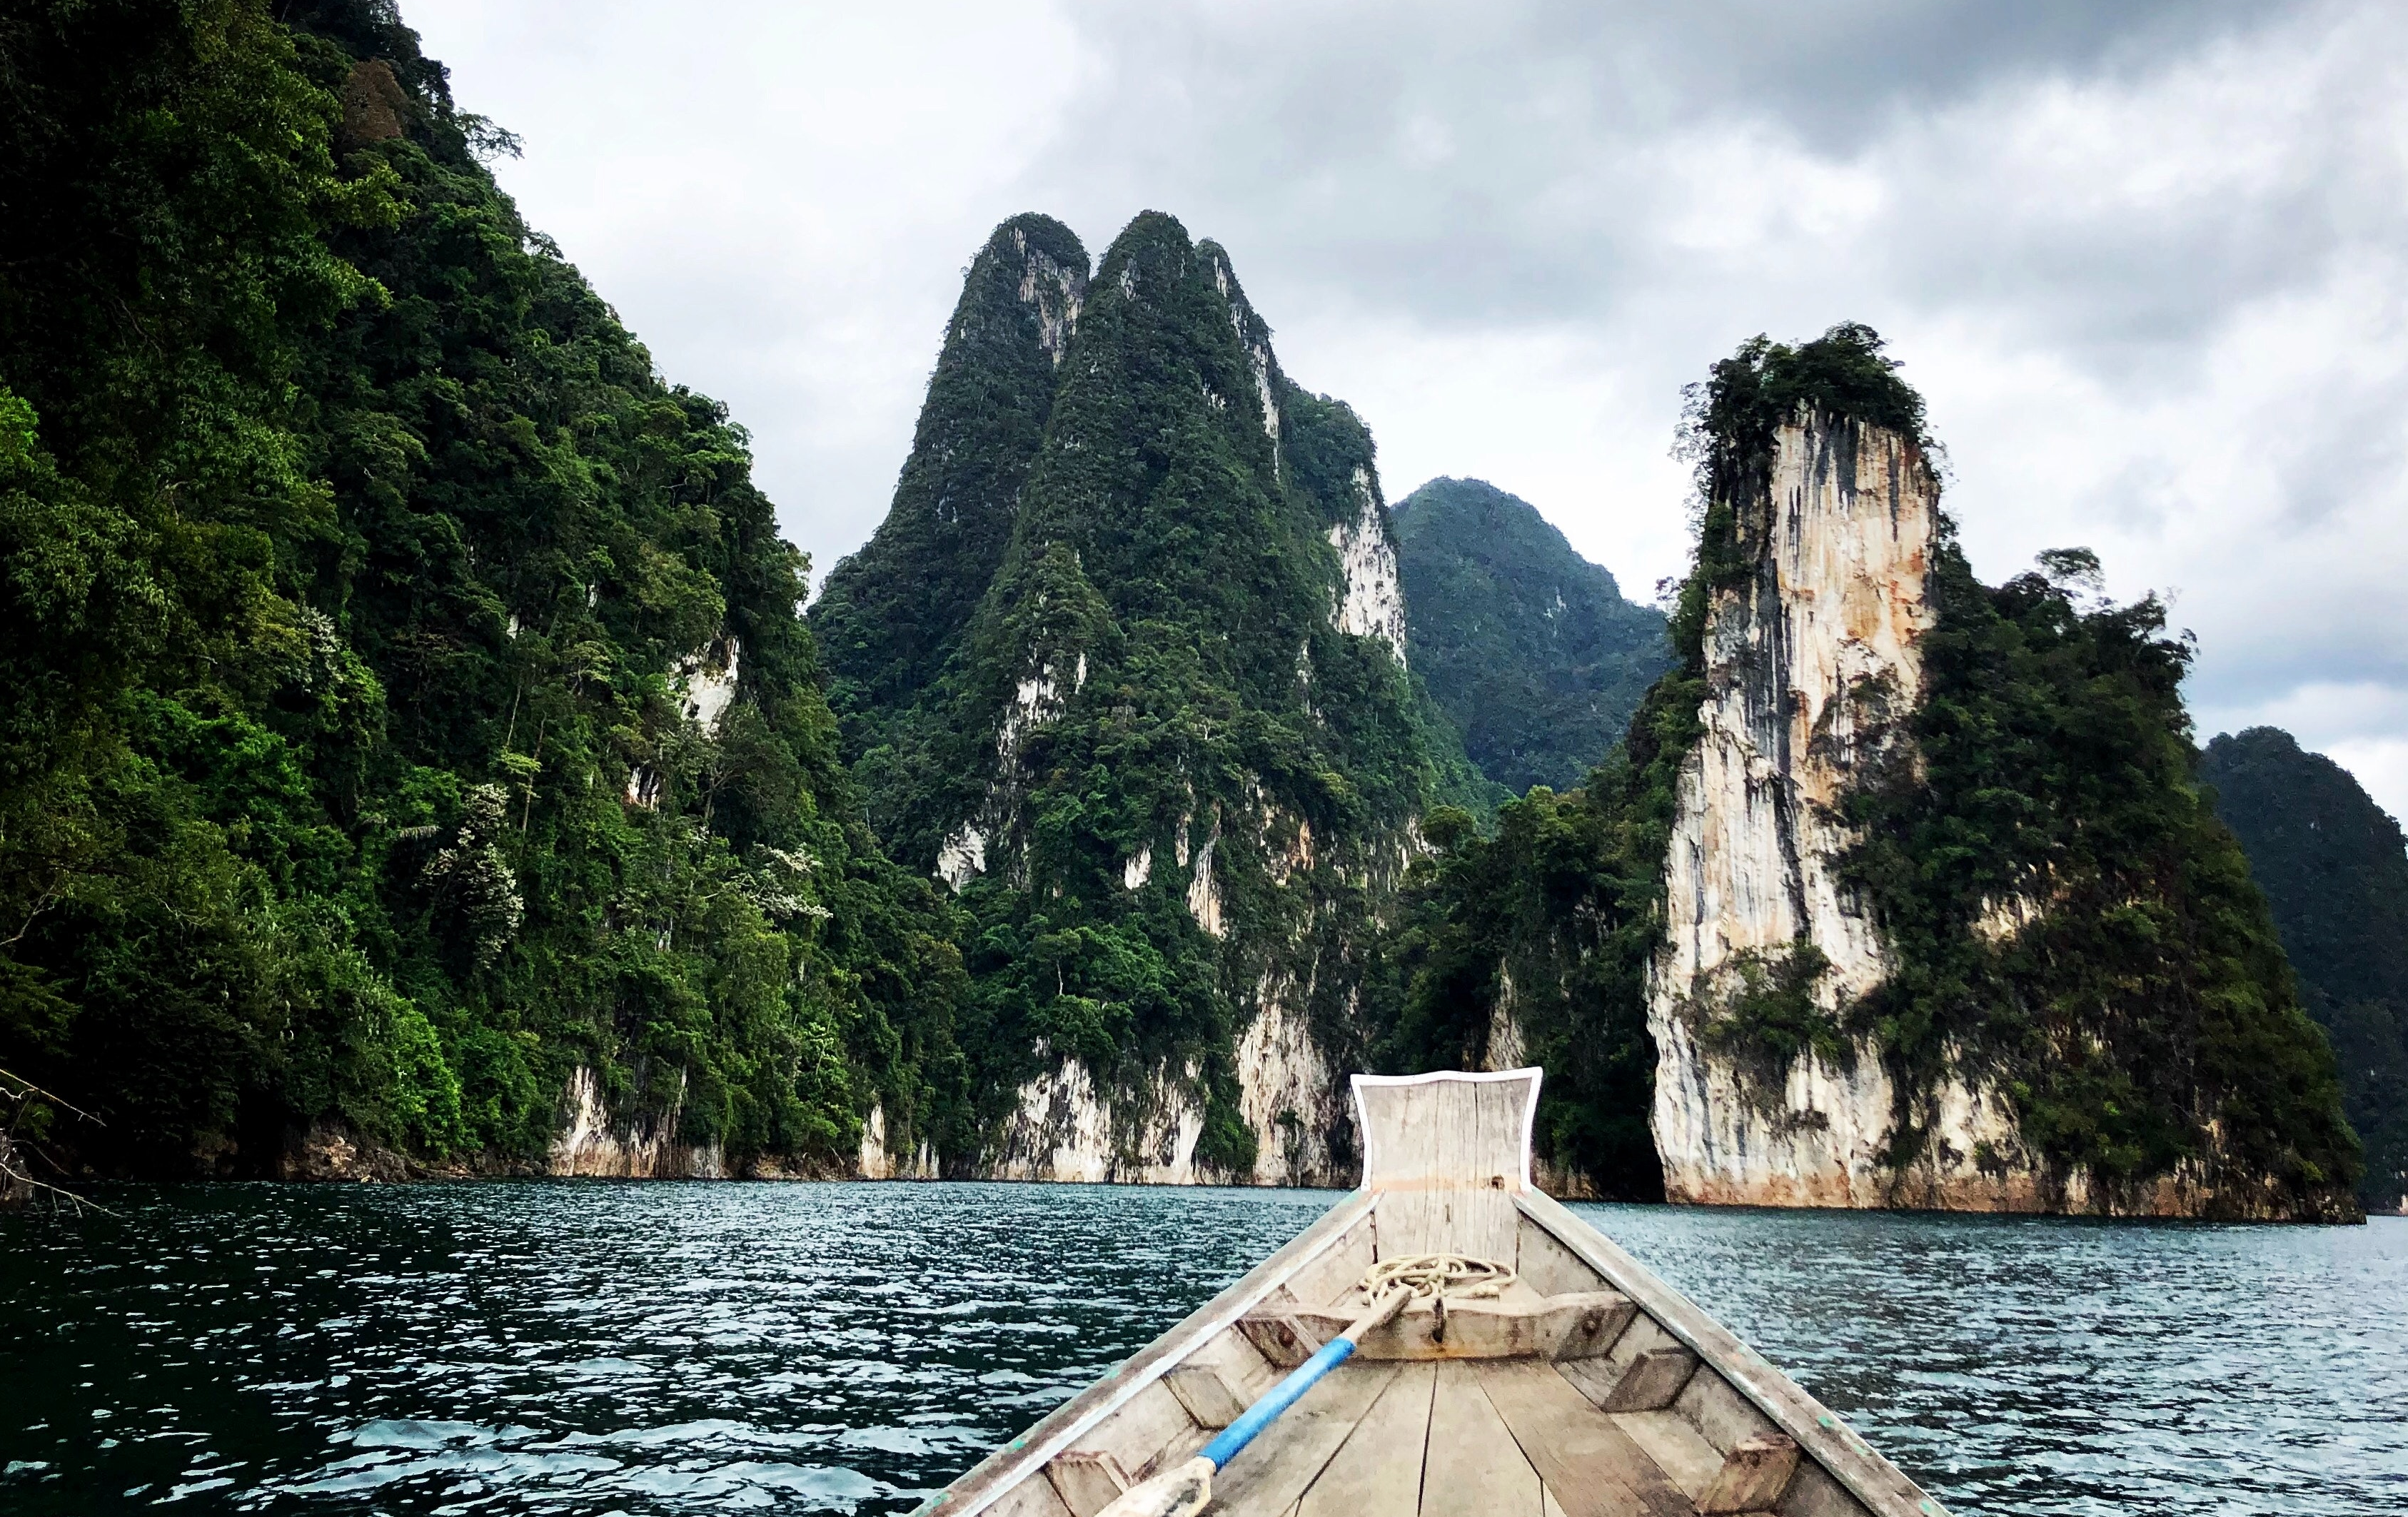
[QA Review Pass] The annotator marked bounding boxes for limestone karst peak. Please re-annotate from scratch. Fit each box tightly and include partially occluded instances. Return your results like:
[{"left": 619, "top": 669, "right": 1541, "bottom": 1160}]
[
  {"left": 1393, "top": 323, "right": 2360, "bottom": 1220},
  {"left": 811, "top": 210, "right": 1474, "bottom": 1186}
]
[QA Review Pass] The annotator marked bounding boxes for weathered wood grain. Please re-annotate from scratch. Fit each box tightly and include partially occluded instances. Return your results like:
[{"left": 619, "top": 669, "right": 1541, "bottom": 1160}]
[
  {"left": 1237, "top": 1311, "right": 1317, "bottom": 1369},
  {"left": 1516, "top": 1213, "right": 1608, "bottom": 1298},
  {"left": 1165, "top": 1364, "right": 1249, "bottom": 1429},
  {"left": 932, "top": 1189, "right": 1378, "bottom": 1517},
  {"left": 1476, "top": 1359, "right": 1691, "bottom": 1517},
  {"left": 1514, "top": 1191, "right": 1947, "bottom": 1517},
  {"left": 1050, "top": 1379, "right": 1195, "bottom": 1500},
  {"left": 1354, "top": 1072, "right": 1537, "bottom": 1261},
  {"left": 1608, "top": 1411, "right": 1723, "bottom": 1498},
  {"left": 983, "top": 1474, "right": 1074, "bottom": 1517},
  {"left": 1696, "top": 1433, "right": 1801, "bottom": 1515},
  {"left": 1283, "top": 1292, "right": 1634, "bottom": 1361},
  {"left": 1776, "top": 1461, "right": 1877, "bottom": 1517},
  {"left": 1209, "top": 1360, "right": 1397, "bottom": 1516},
  {"left": 1044, "top": 1451, "right": 1129, "bottom": 1517},
  {"left": 1295, "top": 1359, "right": 1436, "bottom": 1517},
  {"left": 1284, "top": 1216, "right": 1380, "bottom": 1311},
  {"left": 1190, "top": 1324, "right": 1281, "bottom": 1403},
  {"left": 1598, "top": 1349, "right": 1701, "bottom": 1413},
  {"left": 1419, "top": 1359, "right": 1541, "bottom": 1517},
  {"left": 1676, "top": 1367, "right": 1780, "bottom": 1454}
]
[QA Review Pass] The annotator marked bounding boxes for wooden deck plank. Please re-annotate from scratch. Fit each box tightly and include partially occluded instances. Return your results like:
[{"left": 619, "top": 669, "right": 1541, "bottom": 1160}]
[
  {"left": 1296, "top": 1360, "right": 1437, "bottom": 1517},
  {"left": 1208, "top": 1360, "right": 1397, "bottom": 1516},
  {"left": 1475, "top": 1360, "right": 1692, "bottom": 1517},
  {"left": 1609, "top": 1411, "right": 1723, "bottom": 1498},
  {"left": 1419, "top": 1359, "right": 1541, "bottom": 1517}
]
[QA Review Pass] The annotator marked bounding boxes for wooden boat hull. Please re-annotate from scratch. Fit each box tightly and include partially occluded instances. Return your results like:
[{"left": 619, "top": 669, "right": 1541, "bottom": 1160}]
[{"left": 920, "top": 1070, "right": 1947, "bottom": 1517}]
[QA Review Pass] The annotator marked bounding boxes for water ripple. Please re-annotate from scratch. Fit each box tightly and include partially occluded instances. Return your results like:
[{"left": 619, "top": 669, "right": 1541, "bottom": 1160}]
[{"left": 0, "top": 1184, "right": 2402, "bottom": 1513}]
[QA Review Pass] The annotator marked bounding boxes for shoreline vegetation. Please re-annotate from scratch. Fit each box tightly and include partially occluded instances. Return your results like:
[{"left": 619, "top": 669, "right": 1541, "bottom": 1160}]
[{"left": 0, "top": 0, "right": 2374, "bottom": 1220}]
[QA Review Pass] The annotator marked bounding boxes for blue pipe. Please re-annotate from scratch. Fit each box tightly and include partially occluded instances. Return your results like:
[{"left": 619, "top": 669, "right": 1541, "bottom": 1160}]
[{"left": 1198, "top": 1335, "right": 1357, "bottom": 1470}]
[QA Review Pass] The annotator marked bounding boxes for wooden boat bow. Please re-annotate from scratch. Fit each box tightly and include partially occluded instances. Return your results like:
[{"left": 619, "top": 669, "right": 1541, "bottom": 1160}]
[{"left": 919, "top": 1069, "right": 1948, "bottom": 1517}]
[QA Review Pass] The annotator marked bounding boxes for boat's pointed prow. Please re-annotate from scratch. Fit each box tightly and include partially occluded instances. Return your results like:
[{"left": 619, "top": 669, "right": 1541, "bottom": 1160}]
[{"left": 924, "top": 1066, "right": 1950, "bottom": 1517}]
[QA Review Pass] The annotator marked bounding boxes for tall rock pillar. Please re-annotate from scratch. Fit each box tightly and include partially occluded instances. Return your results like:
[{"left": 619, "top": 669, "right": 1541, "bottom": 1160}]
[{"left": 1648, "top": 409, "right": 2009, "bottom": 1204}]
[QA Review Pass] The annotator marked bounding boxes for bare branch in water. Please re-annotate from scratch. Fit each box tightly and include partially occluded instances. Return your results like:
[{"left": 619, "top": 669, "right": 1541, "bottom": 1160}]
[{"left": 0, "top": 1067, "right": 104, "bottom": 1126}]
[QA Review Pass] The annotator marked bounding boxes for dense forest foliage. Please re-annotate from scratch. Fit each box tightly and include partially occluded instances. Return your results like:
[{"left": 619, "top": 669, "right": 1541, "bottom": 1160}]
[
  {"left": 2202, "top": 728, "right": 2408, "bottom": 1210},
  {"left": 1391, "top": 478, "right": 1668, "bottom": 797},
  {"left": 1835, "top": 548, "right": 2354, "bottom": 1209},
  {"left": 1391, "top": 326, "right": 2359, "bottom": 1210},
  {"left": 0, "top": 0, "right": 967, "bottom": 1186}
]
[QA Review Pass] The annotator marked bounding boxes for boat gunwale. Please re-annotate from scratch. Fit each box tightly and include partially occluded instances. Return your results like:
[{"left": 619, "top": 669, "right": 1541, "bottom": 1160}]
[
  {"left": 1517, "top": 1188, "right": 1948, "bottom": 1517},
  {"left": 920, "top": 1186, "right": 1379, "bottom": 1517}
]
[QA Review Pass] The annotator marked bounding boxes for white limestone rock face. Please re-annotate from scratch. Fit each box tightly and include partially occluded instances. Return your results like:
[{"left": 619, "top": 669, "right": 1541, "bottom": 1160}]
[
  {"left": 1011, "top": 223, "right": 1083, "bottom": 365},
  {"left": 857, "top": 1101, "right": 938, "bottom": 1181},
  {"left": 1327, "top": 467, "right": 1408, "bottom": 662},
  {"left": 935, "top": 646, "right": 1075, "bottom": 890},
  {"left": 936, "top": 824, "right": 987, "bottom": 891},
  {"left": 549, "top": 1065, "right": 722, "bottom": 1179},
  {"left": 1648, "top": 409, "right": 2043, "bottom": 1210},
  {"left": 1185, "top": 813, "right": 1224, "bottom": 938},
  {"left": 675, "top": 633, "right": 741, "bottom": 734},
  {"left": 1234, "top": 988, "right": 1344, "bottom": 1184},
  {"left": 989, "top": 1058, "right": 1206, "bottom": 1184},
  {"left": 982, "top": 989, "right": 1347, "bottom": 1187}
]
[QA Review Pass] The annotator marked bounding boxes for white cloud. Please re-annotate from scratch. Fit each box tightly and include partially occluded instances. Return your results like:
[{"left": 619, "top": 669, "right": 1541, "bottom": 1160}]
[{"left": 404, "top": 0, "right": 2408, "bottom": 813}]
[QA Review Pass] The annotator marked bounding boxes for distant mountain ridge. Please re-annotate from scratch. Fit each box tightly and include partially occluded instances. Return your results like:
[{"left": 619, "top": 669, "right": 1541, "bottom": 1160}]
[
  {"left": 1391, "top": 478, "right": 1669, "bottom": 797},
  {"left": 2202, "top": 727, "right": 2408, "bottom": 1211}
]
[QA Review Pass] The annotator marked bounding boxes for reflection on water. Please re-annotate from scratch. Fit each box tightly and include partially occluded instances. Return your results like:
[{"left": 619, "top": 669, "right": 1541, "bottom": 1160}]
[{"left": 1, "top": 1183, "right": 2402, "bottom": 1514}]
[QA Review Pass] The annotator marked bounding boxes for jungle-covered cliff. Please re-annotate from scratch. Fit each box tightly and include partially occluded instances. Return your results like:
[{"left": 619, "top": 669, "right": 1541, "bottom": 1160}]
[
  {"left": 1394, "top": 326, "right": 2361, "bottom": 1219},
  {"left": 813, "top": 212, "right": 1475, "bottom": 1184},
  {"left": 0, "top": 0, "right": 968, "bottom": 1187},
  {"left": 2202, "top": 727, "right": 2408, "bottom": 1212},
  {"left": 1391, "top": 478, "right": 1669, "bottom": 797}
]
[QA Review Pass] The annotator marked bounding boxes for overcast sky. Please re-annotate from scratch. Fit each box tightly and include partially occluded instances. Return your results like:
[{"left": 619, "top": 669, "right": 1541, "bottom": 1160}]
[{"left": 409, "top": 0, "right": 2408, "bottom": 816}]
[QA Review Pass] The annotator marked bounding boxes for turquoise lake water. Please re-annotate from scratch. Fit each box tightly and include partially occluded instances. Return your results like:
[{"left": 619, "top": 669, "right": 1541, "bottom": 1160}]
[{"left": 1, "top": 1183, "right": 2403, "bottom": 1513}]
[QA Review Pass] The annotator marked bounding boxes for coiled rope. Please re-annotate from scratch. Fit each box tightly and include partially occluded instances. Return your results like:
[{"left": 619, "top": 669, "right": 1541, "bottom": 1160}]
[{"left": 1354, "top": 1251, "right": 1517, "bottom": 1304}]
